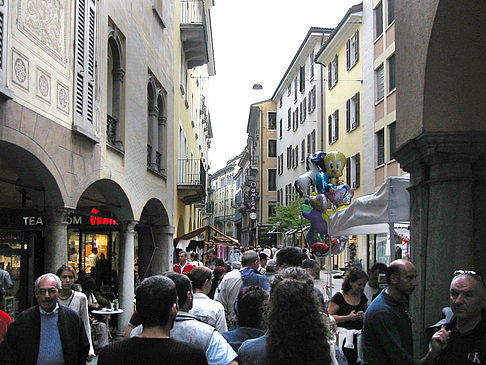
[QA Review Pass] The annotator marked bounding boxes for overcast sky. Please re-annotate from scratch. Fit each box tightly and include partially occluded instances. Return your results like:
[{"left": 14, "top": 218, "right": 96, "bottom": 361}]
[{"left": 207, "top": 0, "right": 360, "bottom": 173}]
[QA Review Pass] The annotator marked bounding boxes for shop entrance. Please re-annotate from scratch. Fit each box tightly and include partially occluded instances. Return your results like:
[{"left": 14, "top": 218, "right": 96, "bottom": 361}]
[
  {"left": 68, "top": 229, "right": 120, "bottom": 300},
  {"left": 0, "top": 230, "right": 42, "bottom": 319}
]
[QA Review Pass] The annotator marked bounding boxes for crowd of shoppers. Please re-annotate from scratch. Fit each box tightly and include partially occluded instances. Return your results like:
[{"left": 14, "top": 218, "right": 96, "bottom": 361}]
[{"left": 0, "top": 244, "right": 485, "bottom": 365}]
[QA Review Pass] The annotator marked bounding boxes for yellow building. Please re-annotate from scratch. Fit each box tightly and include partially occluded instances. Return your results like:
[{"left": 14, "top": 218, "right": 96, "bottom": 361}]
[
  {"left": 173, "top": 0, "right": 215, "bottom": 240},
  {"left": 316, "top": 4, "right": 363, "bottom": 269}
]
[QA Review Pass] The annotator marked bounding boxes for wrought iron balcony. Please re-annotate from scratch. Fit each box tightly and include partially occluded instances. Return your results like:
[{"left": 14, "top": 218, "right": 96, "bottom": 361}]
[
  {"left": 106, "top": 115, "right": 118, "bottom": 146},
  {"left": 180, "top": 0, "right": 209, "bottom": 69},
  {"left": 177, "top": 158, "right": 207, "bottom": 205},
  {"left": 155, "top": 151, "right": 162, "bottom": 171},
  {"left": 147, "top": 144, "right": 152, "bottom": 166}
]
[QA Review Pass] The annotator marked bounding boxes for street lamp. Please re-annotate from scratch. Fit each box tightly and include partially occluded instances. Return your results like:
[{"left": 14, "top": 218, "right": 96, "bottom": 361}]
[{"left": 252, "top": 83, "right": 263, "bottom": 90}]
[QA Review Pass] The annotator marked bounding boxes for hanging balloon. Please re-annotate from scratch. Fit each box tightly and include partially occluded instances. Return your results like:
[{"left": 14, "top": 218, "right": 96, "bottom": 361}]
[
  {"left": 324, "top": 151, "right": 347, "bottom": 185},
  {"left": 311, "top": 239, "right": 329, "bottom": 257},
  {"left": 328, "top": 235, "right": 348, "bottom": 255}
]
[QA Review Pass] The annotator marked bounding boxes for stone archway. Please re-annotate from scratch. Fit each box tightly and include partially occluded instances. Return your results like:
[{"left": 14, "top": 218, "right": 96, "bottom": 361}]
[
  {"left": 0, "top": 141, "right": 65, "bottom": 310},
  {"left": 395, "top": 0, "right": 486, "bottom": 353},
  {"left": 136, "top": 198, "right": 172, "bottom": 278},
  {"left": 75, "top": 179, "right": 135, "bottom": 337}
]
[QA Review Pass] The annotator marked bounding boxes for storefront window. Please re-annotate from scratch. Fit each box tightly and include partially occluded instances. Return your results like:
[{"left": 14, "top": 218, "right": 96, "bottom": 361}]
[
  {"left": 375, "top": 233, "right": 388, "bottom": 264},
  {"left": 67, "top": 228, "right": 120, "bottom": 297},
  {"left": 367, "top": 233, "right": 390, "bottom": 268},
  {"left": 0, "top": 230, "right": 26, "bottom": 319}
]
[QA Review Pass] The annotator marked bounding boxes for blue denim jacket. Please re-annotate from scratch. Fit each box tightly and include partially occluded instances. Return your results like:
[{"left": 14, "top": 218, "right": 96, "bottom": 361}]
[{"left": 238, "top": 334, "right": 267, "bottom": 365}]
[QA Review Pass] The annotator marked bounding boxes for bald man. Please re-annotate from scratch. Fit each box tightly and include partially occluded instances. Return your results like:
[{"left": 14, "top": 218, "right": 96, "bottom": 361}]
[{"left": 362, "top": 259, "right": 419, "bottom": 364}]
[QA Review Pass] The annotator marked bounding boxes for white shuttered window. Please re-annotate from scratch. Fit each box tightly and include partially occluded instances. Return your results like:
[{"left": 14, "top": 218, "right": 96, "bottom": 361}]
[{"left": 74, "top": 0, "right": 97, "bottom": 139}]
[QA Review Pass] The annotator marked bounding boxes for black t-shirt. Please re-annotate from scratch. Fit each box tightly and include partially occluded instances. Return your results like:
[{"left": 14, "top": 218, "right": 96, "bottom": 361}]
[
  {"left": 436, "top": 318, "right": 486, "bottom": 365},
  {"left": 97, "top": 337, "right": 208, "bottom": 365},
  {"left": 331, "top": 291, "right": 367, "bottom": 330}
]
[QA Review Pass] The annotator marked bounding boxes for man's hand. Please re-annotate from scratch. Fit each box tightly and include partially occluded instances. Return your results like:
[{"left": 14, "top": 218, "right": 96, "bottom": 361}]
[{"left": 430, "top": 325, "right": 451, "bottom": 354}]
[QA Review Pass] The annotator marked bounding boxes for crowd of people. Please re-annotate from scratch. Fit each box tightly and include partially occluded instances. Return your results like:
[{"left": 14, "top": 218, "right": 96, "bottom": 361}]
[{"left": 0, "top": 246, "right": 485, "bottom": 365}]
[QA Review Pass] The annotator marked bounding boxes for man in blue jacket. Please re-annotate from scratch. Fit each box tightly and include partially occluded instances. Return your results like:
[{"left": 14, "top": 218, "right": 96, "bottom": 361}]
[
  {"left": 0, "top": 273, "right": 89, "bottom": 365},
  {"left": 362, "top": 259, "right": 446, "bottom": 364}
]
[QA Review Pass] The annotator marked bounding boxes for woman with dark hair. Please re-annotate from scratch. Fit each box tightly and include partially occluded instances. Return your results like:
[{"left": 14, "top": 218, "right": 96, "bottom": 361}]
[
  {"left": 208, "top": 265, "right": 226, "bottom": 299},
  {"left": 187, "top": 266, "right": 228, "bottom": 333},
  {"left": 83, "top": 277, "right": 111, "bottom": 310},
  {"left": 329, "top": 267, "right": 368, "bottom": 364},
  {"left": 238, "top": 267, "right": 331, "bottom": 365},
  {"left": 56, "top": 264, "right": 94, "bottom": 358}
]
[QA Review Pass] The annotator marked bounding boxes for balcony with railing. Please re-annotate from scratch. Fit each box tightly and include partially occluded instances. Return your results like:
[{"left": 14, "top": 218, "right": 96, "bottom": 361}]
[
  {"left": 147, "top": 145, "right": 165, "bottom": 177},
  {"left": 177, "top": 158, "right": 207, "bottom": 205},
  {"left": 180, "top": 0, "right": 209, "bottom": 69}
]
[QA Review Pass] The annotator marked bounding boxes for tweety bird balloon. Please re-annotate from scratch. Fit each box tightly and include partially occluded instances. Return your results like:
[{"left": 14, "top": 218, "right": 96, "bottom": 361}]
[{"left": 324, "top": 151, "right": 346, "bottom": 185}]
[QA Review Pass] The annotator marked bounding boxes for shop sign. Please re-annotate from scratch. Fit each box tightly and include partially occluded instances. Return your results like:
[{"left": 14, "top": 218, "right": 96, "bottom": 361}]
[
  {"left": 23, "top": 216, "right": 82, "bottom": 226},
  {"left": 89, "top": 208, "right": 118, "bottom": 226},
  {"left": 23, "top": 208, "right": 118, "bottom": 226},
  {"left": 250, "top": 182, "right": 257, "bottom": 212}
]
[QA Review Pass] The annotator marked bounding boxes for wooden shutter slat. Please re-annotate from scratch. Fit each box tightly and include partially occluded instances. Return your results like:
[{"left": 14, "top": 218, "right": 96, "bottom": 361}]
[
  {"left": 346, "top": 157, "right": 351, "bottom": 186},
  {"left": 346, "top": 99, "right": 350, "bottom": 132}
]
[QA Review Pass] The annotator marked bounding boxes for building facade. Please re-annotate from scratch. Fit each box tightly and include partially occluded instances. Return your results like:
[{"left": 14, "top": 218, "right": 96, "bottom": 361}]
[
  {"left": 210, "top": 156, "right": 239, "bottom": 238},
  {"left": 316, "top": 4, "right": 363, "bottom": 269},
  {"left": 272, "top": 27, "right": 332, "bottom": 246},
  {"left": 0, "top": 0, "right": 213, "bottom": 336},
  {"left": 239, "top": 100, "right": 277, "bottom": 247},
  {"left": 173, "top": 0, "right": 215, "bottom": 240},
  {"left": 395, "top": 0, "right": 486, "bottom": 354}
]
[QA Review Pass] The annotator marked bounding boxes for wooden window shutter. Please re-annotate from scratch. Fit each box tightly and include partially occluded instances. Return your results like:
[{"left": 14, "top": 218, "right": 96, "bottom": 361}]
[
  {"left": 355, "top": 30, "right": 359, "bottom": 63},
  {"left": 74, "top": 0, "right": 97, "bottom": 138},
  {"left": 356, "top": 153, "right": 360, "bottom": 188},
  {"left": 355, "top": 92, "right": 360, "bottom": 127},
  {"left": 335, "top": 55, "right": 338, "bottom": 84},
  {"left": 346, "top": 157, "right": 351, "bottom": 185},
  {"left": 0, "top": 3, "right": 5, "bottom": 75},
  {"left": 346, "top": 39, "right": 350, "bottom": 70},
  {"left": 346, "top": 99, "right": 351, "bottom": 132},
  {"left": 328, "top": 115, "right": 332, "bottom": 145},
  {"left": 328, "top": 63, "right": 332, "bottom": 89}
]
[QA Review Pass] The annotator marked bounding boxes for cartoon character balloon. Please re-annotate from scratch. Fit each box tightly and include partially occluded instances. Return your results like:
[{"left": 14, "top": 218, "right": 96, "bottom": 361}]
[
  {"left": 324, "top": 151, "right": 347, "bottom": 185},
  {"left": 295, "top": 151, "right": 326, "bottom": 198},
  {"left": 301, "top": 194, "right": 328, "bottom": 246}
]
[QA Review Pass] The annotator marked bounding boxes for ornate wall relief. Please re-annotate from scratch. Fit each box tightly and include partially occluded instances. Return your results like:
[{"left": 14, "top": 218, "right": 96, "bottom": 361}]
[
  {"left": 18, "top": 0, "right": 67, "bottom": 64},
  {"left": 57, "top": 81, "right": 69, "bottom": 114},
  {"left": 36, "top": 66, "right": 50, "bottom": 103},
  {"left": 12, "top": 48, "right": 29, "bottom": 90}
]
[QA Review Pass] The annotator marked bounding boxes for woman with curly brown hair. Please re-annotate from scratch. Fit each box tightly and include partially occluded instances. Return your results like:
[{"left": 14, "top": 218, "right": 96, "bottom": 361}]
[
  {"left": 238, "top": 266, "right": 331, "bottom": 365},
  {"left": 329, "top": 267, "right": 368, "bottom": 364}
]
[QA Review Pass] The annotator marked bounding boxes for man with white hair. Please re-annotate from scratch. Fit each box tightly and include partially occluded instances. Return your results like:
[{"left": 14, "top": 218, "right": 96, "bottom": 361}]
[
  {"left": 0, "top": 273, "right": 89, "bottom": 364},
  {"left": 425, "top": 270, "right": 486, "bottom": 364}
]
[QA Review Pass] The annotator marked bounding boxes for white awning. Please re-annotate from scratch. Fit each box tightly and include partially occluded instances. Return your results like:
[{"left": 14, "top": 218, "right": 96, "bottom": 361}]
[{"left": 328, "top": 175, "right": 410, "bottom": 236}]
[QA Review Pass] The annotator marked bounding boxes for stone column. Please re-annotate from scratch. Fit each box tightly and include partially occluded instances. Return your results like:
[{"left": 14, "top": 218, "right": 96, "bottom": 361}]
[
  {"left": 44, "top": 208, "right": 70, "bottom": 273},
  {"left": 395, "top": 132, "right": 486, "bottom": 355},
  {"left": 116, "top": 220, "right": 137, "bottom": 338},
  {"left": 146, "top": 225, "right": 175, "bottom": 276}
]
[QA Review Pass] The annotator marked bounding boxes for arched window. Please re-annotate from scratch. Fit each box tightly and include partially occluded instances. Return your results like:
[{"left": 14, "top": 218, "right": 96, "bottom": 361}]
[
  {"left": 106, "top": 24, "right": 125, "bottom": 150},
  {"left": 147, "top": 72, "right": 167, "bottom": 178}
]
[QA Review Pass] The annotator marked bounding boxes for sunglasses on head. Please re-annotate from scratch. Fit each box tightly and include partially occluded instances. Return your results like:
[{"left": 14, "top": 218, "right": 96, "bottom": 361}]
[{"left": 454, "top": 269, "right": 486, "bottom": 288}]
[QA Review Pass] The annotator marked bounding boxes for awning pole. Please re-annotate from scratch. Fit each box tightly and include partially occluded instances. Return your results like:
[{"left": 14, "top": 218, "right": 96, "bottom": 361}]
[{"left": 389, "top": 222, "right": 395, "bottom": 263}]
